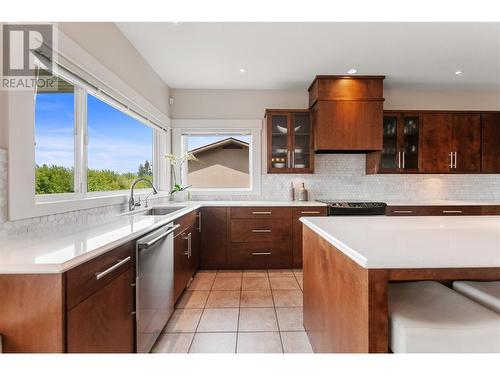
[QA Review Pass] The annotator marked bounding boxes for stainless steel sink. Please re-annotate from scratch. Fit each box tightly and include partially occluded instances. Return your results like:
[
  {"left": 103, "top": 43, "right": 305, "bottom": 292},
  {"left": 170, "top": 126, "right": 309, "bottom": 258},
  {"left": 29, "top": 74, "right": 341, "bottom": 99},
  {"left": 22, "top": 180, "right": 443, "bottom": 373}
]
[{"left": 139, "top": 207, "right": 186, "bottom": 216}]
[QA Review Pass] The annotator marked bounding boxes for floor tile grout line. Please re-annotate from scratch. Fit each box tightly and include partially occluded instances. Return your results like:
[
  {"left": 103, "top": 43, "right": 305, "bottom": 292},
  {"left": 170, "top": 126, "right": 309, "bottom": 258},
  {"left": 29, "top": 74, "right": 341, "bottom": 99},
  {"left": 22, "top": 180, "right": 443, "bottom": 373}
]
[{"left": 269, "top": 284, "right": 285, "bottom": 353}]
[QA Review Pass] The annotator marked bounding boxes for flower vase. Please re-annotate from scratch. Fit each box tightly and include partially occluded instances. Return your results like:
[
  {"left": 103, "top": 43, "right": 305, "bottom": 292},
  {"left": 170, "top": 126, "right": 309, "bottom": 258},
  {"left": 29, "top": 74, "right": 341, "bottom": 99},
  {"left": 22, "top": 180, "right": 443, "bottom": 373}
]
[{"left": 173, "top": 190, "right": 186, "bottom": 202}]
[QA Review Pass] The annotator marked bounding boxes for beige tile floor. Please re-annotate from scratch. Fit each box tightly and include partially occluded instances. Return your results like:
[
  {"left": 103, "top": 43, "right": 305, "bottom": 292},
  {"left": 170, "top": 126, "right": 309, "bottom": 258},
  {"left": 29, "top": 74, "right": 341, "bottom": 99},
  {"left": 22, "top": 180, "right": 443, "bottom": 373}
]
[{"left": 151, "top": 269, "right": 312, "bottom": 354}]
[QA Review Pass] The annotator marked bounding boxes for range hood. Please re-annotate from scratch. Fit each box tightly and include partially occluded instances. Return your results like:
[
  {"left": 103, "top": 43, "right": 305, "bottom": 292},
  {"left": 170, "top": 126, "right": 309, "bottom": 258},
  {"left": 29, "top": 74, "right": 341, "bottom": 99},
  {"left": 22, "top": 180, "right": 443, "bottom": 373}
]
[{"left": 308, "top": 75, "right": 385, "bottom": 153}]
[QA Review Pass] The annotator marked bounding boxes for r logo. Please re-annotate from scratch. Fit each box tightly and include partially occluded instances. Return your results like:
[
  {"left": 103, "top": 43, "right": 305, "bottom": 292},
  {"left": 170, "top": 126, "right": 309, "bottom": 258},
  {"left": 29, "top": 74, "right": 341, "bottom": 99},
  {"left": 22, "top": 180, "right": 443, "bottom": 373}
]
[{"left": 2, "top": 24, "right": 53, "bottom": 76}]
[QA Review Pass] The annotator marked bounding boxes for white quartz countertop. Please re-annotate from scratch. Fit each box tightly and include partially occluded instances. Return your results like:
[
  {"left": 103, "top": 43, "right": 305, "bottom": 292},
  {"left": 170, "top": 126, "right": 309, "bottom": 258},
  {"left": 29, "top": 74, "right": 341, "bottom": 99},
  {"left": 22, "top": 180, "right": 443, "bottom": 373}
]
[
  {"left": 300, "top": 216, "right": 500, "bottom": 269},
  {"left": 385, "top": 200, "right": 500, "bottom": 206},
  {"left": 0, "top": 200, "right": 325, "bottom": 274}
]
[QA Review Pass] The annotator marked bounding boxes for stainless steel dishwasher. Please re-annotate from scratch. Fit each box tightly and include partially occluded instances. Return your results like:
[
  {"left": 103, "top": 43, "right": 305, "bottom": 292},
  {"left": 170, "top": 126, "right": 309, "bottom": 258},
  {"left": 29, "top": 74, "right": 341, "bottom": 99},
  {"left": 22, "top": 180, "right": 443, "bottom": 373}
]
[{"left": 136, "top": 223, "right": 179, "bottom": 353}]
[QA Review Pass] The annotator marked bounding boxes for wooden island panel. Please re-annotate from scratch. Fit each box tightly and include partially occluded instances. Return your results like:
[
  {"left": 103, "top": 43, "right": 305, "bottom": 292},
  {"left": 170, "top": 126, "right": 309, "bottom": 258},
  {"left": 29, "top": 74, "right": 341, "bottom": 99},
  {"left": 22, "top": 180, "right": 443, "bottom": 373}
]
[{"left": 302, "top": 226, "right": 388, "bottom": 353}]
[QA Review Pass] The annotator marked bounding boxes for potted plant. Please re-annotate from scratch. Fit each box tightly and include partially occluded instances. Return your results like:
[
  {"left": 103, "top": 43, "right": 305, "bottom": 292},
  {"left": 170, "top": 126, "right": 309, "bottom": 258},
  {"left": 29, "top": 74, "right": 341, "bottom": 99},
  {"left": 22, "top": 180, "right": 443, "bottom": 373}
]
[{"left": 165, "top": 152, "right": 198, "bottom": 202}]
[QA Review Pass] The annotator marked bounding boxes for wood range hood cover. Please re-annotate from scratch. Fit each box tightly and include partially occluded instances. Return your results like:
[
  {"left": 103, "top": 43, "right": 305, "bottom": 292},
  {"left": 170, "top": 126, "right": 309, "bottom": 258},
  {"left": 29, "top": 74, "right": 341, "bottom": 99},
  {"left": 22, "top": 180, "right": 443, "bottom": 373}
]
[{"left": 308, "top": 75, "right": 385, "bottom": 153}]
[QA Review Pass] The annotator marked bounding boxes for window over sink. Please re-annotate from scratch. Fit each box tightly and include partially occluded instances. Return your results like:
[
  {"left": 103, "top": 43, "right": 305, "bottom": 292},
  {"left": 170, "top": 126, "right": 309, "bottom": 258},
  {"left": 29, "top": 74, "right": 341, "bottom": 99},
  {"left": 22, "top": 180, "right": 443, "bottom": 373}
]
[{"left": 34, "top": 68, "right": 159, "bottom": 200}]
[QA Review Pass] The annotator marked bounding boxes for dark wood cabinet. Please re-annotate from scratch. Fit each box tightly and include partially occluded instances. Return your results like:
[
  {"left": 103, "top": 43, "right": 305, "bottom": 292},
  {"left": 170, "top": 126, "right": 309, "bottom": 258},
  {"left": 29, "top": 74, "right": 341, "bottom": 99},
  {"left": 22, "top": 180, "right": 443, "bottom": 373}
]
[
  {"left": 421, "top": 113, "right": 453, "bottom": 173},
  {"left": 265, "top": 109, "right": 314, "bottom": 173},
  {"left": 292, "top": 207, "right": 327, "bottom": 268},
  {"left": 481, "top": 113, "right": 500, "bottom": 172},
  {"left": 417, "top": 112, "right": 482, "bottom": 173},
  {"left": 308, "top": 75, "right": 385, "bottom": 152},
  {"left": 229, "top": 207, "right": 293, "bottom": 269},
  {"left": 451, "top": 114, "right": 481, "bottom": 172},
  {"left": 367, "top": 112, "right": 421, "bottom": 173},
  {"left": 386, "top": 205, "right": 483, "bottom": 216},
  {"left": 67, "top": 267, "right": 135, "bottom": 353},
  {"left": 369, "top": 110, "right": 498, "bottom": 175},
  {"left": 174, "top": 209, "right": 202, "bottom": 302},
  {"left": 65, "top": 242, "right": 135, "bottom": 353},
  {"left": 174, "top": 227, "right": 192, "bottom": 303},
  {"left": 200, "top": 207, "right": 230, "bottom": 269}
]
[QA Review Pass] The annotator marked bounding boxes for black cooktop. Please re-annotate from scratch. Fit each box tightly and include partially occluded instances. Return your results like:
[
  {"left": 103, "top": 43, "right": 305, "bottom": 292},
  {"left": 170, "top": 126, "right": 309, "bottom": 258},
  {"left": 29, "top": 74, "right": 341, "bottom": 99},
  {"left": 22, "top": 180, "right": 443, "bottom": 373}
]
[{"left": 318, "top": 200, "right": 387, "bottom": 216}]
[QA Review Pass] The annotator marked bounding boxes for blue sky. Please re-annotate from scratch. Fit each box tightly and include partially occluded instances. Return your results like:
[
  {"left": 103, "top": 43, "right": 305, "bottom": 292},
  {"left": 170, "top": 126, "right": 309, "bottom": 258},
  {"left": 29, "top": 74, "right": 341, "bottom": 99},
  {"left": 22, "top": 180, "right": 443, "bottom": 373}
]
[{"left": 35, "top": 93, "right": 153, "bottom": 174}]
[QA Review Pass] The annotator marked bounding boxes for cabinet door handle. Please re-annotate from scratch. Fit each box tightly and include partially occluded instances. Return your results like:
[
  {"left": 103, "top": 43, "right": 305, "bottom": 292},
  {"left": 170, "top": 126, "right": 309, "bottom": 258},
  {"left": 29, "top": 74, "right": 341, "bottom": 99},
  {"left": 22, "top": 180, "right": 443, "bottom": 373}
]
[
  {"left": 300, "top": 211, "right": 321, "bottom": 214},
  {"left": 183, "top": 233, "right": 192, "bottom": 258},
  {"left": 442, "top": 210, "right": 463, "bottom": 214},
  {"left": 198, "top": 212, "right": 202, "bottom": 233},
  {"left": 287, "top": 150, "right": 291, "bottom": 168},
  {"left": 251, "top": 252, "right": 272, "bottom": 256},
  {"left": 397, "top": 152, "right": 401, "bottom": 169},
  {"left": 392, "top": 210, "right": 414, "bottom": 214},
  {"left": 402, "top": 151, "right": 405, "bottom": 169},
  {"left": 252, "top": 211, "right": 272, "bottom": 215},
  {"left": 454, "top": 152, "right": 458, "bottom": 169},
  {"left": 95, "top": 256, "right": 131, "bottom": 280},
  {"left": 252, "top": 229, "right": 272, "bottom": 233}
]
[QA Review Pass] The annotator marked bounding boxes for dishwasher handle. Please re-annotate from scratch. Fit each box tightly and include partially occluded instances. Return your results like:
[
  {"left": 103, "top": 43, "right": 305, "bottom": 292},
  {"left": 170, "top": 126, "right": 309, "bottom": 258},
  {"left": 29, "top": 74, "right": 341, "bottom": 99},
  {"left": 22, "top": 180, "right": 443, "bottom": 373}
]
[{"left": 138, "top": 224, "right": 179, "bottom": 249}]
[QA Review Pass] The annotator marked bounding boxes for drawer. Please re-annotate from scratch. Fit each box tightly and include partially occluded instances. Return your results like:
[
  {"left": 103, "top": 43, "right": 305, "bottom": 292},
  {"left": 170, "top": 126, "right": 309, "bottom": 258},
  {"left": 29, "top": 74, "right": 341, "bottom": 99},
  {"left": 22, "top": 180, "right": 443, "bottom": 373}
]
[
  {"left": 65, "top": 242, "right": 134, "bottom": 310},
  {"left": 386, "top": 206, "right": 421, "bottom": 216},
  {"left": 482, "top": 206, "right": 500, "bottom": 215},
  {"left": 292, "top": 207, "right": 327, "bottom": 218},
  {"left": 230, "top": 219, "right": 292, "bottom": 243},
  {"left": 230, "top": 207, "right": 292, "bottom": 220},
  {"left": 386, "top": 206, "right": 483, "bottom": 216},
  {"left": 174, "top": 209, "right": 199, "bottom": 236},
  {"left": 420, "top": 206, "right": 483, "bottom": 216},
  {"left": 230, "top": 242, "right": 292, "bottom": 269}
]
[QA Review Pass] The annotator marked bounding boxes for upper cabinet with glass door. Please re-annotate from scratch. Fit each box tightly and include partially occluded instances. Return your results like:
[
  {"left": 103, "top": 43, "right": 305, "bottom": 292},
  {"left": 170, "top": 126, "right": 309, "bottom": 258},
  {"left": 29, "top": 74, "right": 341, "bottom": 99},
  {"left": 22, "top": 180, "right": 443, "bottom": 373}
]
[
  {"left": 369, "top": 111, "right": 421, "bottom": 173},
  {"left": 265, "top": 109, "right": 314, "bottom": 173}
]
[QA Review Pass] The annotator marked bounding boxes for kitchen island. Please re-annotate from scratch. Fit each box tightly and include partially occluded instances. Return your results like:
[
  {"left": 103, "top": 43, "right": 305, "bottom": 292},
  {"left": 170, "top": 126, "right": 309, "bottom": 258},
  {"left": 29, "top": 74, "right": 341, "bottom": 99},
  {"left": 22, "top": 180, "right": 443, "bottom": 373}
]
[{"left": 300, "top": 216, "right": 500, "bottom": 353}]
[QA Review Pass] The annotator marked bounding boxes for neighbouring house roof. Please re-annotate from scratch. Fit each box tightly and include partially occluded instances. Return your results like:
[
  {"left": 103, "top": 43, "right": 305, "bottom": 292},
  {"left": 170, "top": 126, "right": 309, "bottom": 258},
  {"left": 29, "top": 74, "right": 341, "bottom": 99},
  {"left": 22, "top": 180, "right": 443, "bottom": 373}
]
[{"left": 189, "top": 137, "right": 249, "bottom": 155}]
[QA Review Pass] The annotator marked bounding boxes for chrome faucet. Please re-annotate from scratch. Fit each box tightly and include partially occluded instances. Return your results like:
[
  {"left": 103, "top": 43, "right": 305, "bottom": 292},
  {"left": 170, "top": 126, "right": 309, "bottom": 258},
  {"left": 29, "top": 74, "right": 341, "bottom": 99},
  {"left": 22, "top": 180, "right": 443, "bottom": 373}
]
[{"left": 129, "top": 178, "right": 158, "bottom": 211}]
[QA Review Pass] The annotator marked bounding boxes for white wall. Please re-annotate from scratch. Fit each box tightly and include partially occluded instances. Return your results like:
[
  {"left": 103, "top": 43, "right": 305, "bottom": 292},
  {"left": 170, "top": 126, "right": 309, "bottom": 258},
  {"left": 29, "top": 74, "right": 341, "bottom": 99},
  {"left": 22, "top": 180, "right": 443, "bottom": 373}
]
[
  {"left": 171, "top": 87, "right": 500, "bottom": 119},
  {"left": 170, "top": 89, "right": 307, "bottom": 119},
  {"left": 58, "top": 23, "right": 170, "bottom": 117}
]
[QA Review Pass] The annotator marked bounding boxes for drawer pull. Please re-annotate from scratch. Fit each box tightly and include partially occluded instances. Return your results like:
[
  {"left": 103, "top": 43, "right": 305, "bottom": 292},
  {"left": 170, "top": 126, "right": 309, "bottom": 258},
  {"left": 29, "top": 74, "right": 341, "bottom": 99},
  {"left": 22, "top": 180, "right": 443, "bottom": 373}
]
[
  {"left": 442, "top": 210, "right": 463, "bottom": 214},
  {"left": 252, "top": 252, "right": 272, "bottom": 256},
  {"left": 95, "top": 256, "right": 131, "bottom": 280},
  {"left": 252, "top": 211, "right": 272, "bottom": 215},
  {"left": 300, "top": 211, "right": 321, "bottom": 214},
  {"left": 252, "top": 229, "right": 272, "bottom": 233},
  {"left": 393, "top": 210, "right": 414, "bottom": 214}
]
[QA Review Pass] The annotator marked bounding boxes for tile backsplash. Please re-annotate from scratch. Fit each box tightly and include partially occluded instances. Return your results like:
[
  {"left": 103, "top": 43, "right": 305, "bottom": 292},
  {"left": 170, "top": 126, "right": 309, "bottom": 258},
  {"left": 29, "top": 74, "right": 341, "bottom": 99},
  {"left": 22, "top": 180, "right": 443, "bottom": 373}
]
[
  {"left": 193, "top": 154, "right": 500, "bottom": 202},
  {"left": 1, "top": 149, "right": 500, "bottom": 236}
]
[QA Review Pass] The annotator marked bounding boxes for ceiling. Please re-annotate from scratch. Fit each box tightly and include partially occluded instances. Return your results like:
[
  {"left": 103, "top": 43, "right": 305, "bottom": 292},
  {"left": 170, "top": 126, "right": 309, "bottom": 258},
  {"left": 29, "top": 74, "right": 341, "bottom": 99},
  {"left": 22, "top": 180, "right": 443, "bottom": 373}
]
[{"left": 116, "top": 22, "right": 500, "bottom": 91}]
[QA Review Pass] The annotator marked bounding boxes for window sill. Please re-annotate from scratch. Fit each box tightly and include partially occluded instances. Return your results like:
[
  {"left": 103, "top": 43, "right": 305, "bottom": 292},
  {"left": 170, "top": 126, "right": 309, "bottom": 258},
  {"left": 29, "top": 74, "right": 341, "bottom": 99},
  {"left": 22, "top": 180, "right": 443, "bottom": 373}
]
[{"left": 11, "top": 190, "right": 171, "bottom": 220}]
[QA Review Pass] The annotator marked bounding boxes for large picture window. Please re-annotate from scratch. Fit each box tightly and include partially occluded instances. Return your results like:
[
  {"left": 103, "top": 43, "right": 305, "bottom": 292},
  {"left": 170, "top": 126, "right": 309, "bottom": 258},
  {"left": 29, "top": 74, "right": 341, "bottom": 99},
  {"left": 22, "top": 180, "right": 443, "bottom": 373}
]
[{"left": 34, "top": 68, "right": 157, "bottom": 198}]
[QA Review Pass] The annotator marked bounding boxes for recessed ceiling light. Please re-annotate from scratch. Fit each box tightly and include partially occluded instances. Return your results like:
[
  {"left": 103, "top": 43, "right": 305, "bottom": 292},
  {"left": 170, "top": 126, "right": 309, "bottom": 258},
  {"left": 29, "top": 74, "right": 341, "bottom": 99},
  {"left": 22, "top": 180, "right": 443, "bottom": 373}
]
[
  {"left": 347, "top": 68, "right": 358, "bottom": 74},
  {"left": 239, "top": 68, "right": 245, "bottom": 73},
  {"left": 455, "top": 70, "right": 462, "bottom": 75}
]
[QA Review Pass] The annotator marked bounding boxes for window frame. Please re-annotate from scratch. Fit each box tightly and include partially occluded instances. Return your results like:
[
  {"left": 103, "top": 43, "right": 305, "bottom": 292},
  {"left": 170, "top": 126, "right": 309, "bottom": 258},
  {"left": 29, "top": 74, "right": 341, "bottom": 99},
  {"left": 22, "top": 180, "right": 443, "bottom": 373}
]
[
  {"left": 35, "top": 73, "right": 161, "bottom": 203},
  {"left": 171, "top": 119, "right": 262, "bottom": 196}
]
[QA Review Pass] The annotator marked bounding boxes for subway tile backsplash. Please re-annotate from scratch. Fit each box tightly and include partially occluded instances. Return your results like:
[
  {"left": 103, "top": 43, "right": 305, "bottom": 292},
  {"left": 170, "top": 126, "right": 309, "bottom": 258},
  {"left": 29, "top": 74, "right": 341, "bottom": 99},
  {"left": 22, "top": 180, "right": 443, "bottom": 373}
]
[
  {"left": 193, "top": 154, "right": 500, "bottom": 202},
  {"left": 1, "top": 150, "right": 500, "bottom": 237}
]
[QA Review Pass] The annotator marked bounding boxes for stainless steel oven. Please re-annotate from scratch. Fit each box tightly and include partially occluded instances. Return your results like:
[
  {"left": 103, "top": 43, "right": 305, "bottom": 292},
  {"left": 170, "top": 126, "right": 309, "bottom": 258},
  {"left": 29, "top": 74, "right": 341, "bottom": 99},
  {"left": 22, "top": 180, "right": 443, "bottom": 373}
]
[{"left": 135, "top": 223, "right": 179, "bottom": 353}]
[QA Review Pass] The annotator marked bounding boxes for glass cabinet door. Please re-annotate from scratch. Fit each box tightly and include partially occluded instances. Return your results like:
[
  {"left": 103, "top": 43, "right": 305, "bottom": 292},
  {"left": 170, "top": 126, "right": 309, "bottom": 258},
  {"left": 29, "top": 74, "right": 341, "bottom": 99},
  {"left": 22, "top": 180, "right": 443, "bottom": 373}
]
[
  {"left": 402, "top": 116, "right": 419, "bottom": 171},
  {"left": 270, "top": 114, "right": 290, "bottom": 170},
  {"left": 291, "top": 113, "right": 311, "bottom": 170},
  {"left": 381, "top": 116, "right": 399, "bottom": 170}
]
